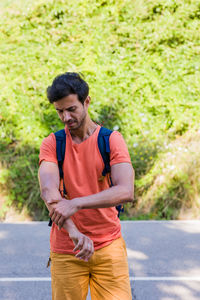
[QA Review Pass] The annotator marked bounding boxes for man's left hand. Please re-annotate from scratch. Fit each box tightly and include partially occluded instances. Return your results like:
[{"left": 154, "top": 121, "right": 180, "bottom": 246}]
[{"left": 49, "top": 199, "right": 78, "bottom": 228}]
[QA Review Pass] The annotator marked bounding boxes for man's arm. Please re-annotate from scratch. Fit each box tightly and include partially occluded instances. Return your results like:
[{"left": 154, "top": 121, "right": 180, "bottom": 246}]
[
  {"left": 49, "top": 162, "right": 134, "bottom": 225},
  {"left": 38, "top": 161, "right": 94, "bottom": 261}
]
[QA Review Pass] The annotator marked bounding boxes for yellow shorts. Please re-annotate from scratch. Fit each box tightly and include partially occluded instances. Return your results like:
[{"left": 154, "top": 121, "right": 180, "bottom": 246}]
[{"left": 50, "top": 237, "right": 132, "bottom": 300}]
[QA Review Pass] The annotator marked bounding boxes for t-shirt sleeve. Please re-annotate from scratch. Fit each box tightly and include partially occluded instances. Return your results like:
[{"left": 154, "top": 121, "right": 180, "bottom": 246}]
[
  {"left": 109, "top": 131, "right": 132, "bottom": 166},
  {"left": 39, "top": 133, "right": 58, "bottom": 165}
]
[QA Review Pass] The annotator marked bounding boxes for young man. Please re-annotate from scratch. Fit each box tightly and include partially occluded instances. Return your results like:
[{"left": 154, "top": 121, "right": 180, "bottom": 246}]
[{"left": 38, "top": 72, "right": 134, "bottom": 300}]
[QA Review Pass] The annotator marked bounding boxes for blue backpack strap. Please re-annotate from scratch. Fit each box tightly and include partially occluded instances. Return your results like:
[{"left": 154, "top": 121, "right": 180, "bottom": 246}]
[
  {"left": 97, "top": 127, "right": 124, "bottom": 217},
  {"left": 98, "top": 127, "right": 113, "bottom": 177},
  {"left": 55, "top": 129, "right": 66, "bottom": 182},
  {"left": 48, "top": 129, "right": 66, "bottom": 227}
]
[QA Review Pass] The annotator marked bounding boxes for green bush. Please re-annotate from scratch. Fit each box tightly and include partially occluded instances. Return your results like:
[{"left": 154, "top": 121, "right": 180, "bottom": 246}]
[
  {"left": 133, "top": 129, "right": 200, "bottom": 219},
  {"left": 0, "top": 0, "right": 200, "bottom": 219}
]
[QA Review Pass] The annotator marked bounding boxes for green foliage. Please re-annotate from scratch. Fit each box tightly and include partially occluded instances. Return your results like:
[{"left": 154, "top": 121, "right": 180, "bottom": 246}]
[
  {"left": 133, "top": 129, "right": 200, "bottom": 219},
  {"left": 0, "top": 0, "right": 200, "bottom": 219},
  {"left": 0, "top": 142, "right": 48, "bottom": 219}
]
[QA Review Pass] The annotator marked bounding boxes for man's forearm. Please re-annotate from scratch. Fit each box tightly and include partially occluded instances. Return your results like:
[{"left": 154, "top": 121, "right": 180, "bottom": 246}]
[
  {"left": 40, "top": 184, "right": 77, "bottom": 233},
  {"left": 38, "top": 163, "right": 95, "bottom": 261},
  {"left": 44, "top": 199, "right": 78, "bottom": 235},
  {"left": 44, "top": 195, "right": 94, "bottom": 262},
  {"left": 74, "top": 185, "right": 134, "bottom": 210}
]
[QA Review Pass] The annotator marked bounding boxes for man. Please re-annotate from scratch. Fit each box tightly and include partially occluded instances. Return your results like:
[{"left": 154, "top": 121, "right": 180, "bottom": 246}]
[{"left": 38, "top": 72, "right": 134, "bottom": 300}]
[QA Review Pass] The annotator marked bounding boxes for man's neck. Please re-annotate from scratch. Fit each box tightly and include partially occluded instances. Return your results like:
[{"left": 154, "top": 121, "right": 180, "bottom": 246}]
[{"left": 69, "top": 118, "right": 98, "bottom": 144}]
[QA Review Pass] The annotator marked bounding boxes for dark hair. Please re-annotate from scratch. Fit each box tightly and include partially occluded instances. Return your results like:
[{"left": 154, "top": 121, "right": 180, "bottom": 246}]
[{"left": 47, "top": 72, "right": 89, "bottom": 104}]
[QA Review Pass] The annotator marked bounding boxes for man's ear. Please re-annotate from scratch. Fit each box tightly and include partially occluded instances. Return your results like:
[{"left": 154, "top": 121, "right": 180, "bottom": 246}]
[{"left": 84, "top": 96, "right": 91, "bottom": 108}]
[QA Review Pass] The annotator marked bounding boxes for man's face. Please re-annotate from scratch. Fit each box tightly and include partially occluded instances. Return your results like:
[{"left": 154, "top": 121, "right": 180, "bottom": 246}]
[{"left": 54, "top": 94, "right": 90, "bottom": 131}]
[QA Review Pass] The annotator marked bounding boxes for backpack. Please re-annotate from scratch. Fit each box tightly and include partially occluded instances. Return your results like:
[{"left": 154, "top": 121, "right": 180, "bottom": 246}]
[{"left": 48, "top": 126, "right": 123, "bottom": 227}]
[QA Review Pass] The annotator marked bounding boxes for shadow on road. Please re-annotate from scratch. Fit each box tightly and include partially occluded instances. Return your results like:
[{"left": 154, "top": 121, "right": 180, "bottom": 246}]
[
  {"left": 123, "top": 221, "right": 200, "bottom": 300},
  {"left": 0, "top": 221, "right": 200, "bottom": 300}
]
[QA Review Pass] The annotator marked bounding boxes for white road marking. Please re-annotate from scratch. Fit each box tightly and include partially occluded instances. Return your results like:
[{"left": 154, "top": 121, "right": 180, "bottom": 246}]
[
  {"left": 129, "top": 277, "right": 200, "bottom": 281},
  {"left": 121, "top": 220, "right": 200, "bottom": 224},
  {"left": 1, "top": 277, "right": 200, "bottom": 282},
  {"left": 0, "top": 278, "right": 51, "bottom": 282}
]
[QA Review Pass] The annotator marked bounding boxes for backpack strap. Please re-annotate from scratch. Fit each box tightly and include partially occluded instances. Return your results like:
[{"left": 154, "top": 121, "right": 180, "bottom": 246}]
[
  {"left": 97, "top": 127, "right": 124, "bottom": 217},
  {"left": 55, "top": 129, "right": 66, "bottom": 183},
  {"left": 48, "top": 129, "right": 66, "bottom": 227},
  {"left": 98, "top": 127, "right": 113, "bottom": 177}
]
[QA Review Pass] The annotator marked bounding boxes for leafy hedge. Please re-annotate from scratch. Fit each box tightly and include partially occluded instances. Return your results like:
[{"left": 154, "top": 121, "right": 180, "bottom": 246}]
[{"left": 0, "top": 0, "right": 200, "bottom": 219}]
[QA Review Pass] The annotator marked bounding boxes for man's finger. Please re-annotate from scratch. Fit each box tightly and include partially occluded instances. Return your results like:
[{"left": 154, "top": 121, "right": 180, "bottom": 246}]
[
  {"left": 73, "top": 242, "right": 84, "bottom": 252},
  {"left": 76, "top": 248, "right": 87, "bottom": 260},
  {"left": 75, "top": 240, "right": 91, "bottom": 260},
  {"left": 84, "top": 241, "right": 94, "bottom": 261},
  {"left": 58, "top": 216, "right": 66, "bottom": 229},
  {"left": 54, "top": 214, "right": 62, "bottom": 225},
  {"left": 73, "top": 237, "right": 84, "bottom": 252},
  {"left": 76, "top": 247, "right": 91, "bottom": 261},
  {"left": 76, "top": 241, "right": 94, "bottom": 262},
  {"left": 50, "top": 211, "right": 57, "bottom": 222},
  {"left": 49, "top": 209, "right": 55, "bottom": 218}
]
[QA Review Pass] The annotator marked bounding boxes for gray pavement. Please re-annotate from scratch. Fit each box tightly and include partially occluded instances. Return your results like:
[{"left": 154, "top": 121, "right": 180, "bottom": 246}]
[{"left": 0, "top": 221, "right": 200, "bottom": 299}]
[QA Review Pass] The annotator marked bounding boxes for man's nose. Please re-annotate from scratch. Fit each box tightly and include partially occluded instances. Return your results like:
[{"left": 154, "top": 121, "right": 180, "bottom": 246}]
[{"left": 63, "top": 111, "right": 71, "bottom": 122}]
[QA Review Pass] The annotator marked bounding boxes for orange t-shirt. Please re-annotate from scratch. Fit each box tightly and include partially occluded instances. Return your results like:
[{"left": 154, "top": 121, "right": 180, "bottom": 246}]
[{"left": 39, "top": 125, "right": 132, "bottom": 254}]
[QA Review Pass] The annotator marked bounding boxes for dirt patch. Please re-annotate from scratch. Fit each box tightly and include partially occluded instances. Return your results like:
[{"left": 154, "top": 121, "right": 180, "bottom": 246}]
[{"left": 0, "top": 192, "right": 32, "bottom": 222}]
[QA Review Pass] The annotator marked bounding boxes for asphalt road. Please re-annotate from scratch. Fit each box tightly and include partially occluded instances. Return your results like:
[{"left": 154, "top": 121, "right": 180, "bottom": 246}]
[{"left": 0, "top": 221, "right": 200, "bottom": 300}]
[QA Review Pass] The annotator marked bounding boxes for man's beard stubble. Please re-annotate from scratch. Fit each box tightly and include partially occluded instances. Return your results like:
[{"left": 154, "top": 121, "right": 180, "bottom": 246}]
[{"left": 65, "top": 110, "right": 87, "bottom": 133}]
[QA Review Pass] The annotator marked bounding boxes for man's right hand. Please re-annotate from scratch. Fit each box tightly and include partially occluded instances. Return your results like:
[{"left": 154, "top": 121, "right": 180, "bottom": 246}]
[
  {"left": 39, "top": 162, "right": 94, "bottom": 261},
  {"left": 69, "top": 230, "right": 94, "bottom": 262}
]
